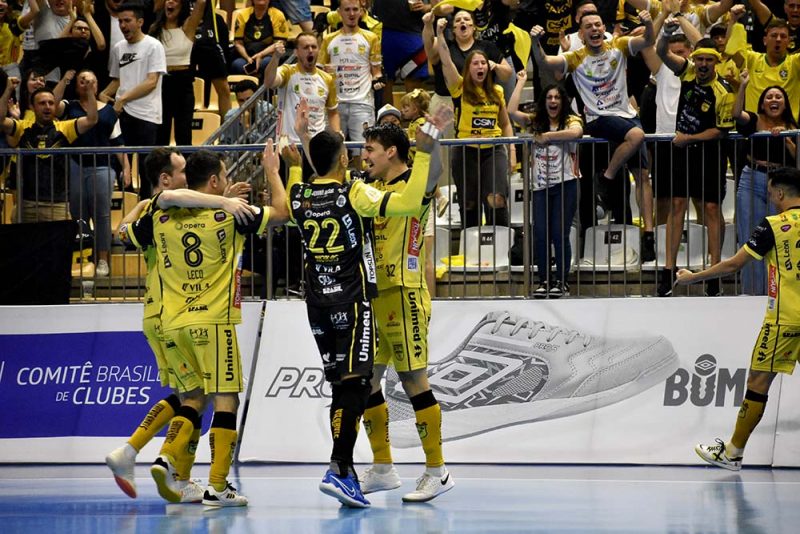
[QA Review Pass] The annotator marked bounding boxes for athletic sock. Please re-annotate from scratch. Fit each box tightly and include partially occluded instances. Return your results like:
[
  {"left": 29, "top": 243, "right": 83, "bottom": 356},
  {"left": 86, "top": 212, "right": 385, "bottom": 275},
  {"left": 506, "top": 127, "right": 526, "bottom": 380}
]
[
  {"left": 410, "top": 390, "right": 444, "bottom": 468},
  {"left": 729, "top": 389, "right": 768, "bottom": 452},
  {"left": 209, "top": 412, "right": 238, "bottom": 491},
  {"left": 128, "top": 394, "right": 181, "bottom": 452},
  {"left": 173, "top": 417, "right": 202, "bottom": 481},
  {"left": 159, "top": 405, "right": 199, "bottom": 464},
  {"left": 363, "top": 391, "right": 393, "bottom": 465}
]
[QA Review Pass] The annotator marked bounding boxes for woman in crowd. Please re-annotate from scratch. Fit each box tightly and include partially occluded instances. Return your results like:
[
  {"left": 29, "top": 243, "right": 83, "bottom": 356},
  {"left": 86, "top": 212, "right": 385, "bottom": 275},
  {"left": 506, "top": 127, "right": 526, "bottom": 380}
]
[
  {"left": 150, "top": 0, "right": 205, "bottom": 146},
  {"left": 436, "top": 17, "right": 513, "bottom": 229},
  {"left": 61, "top": 69, "right": 130, "bottom": 277},
  {"left": 734, "top": 69, "right": 797, "bottom": 295},
  {"left": 509, "top": 71, "right": 583, "bottom": 298},
  {"left": 231, "top": 0, "right": 288, "bottom": 77}
]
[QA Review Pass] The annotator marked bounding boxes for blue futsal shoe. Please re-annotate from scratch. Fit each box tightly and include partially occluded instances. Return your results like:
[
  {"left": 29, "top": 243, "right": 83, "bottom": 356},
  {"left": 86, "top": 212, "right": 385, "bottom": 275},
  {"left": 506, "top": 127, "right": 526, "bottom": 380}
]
[{"left": 319, "top": 469, "right": 371, "bottom": 508}]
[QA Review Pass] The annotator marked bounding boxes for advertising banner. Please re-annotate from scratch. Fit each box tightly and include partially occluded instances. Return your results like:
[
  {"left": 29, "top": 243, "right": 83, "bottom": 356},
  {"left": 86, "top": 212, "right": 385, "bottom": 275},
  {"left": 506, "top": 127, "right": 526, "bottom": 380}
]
[
  {"left": 239, "top": 298, "right": 779, "bottom": 466},
  {"left": 0, "top": 302, "right": 263, "bottom": 463}
]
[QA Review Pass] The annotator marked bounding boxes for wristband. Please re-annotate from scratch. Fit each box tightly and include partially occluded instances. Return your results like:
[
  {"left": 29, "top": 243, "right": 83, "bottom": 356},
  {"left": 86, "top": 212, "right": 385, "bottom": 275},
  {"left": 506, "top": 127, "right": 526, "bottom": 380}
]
[{"left": 419, "top": 121, "right": 442, "bottom": 140}]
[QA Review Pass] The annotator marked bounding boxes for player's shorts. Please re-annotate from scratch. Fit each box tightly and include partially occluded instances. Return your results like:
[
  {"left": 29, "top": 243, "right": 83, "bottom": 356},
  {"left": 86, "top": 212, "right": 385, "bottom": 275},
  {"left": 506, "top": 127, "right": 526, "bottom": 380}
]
[
  {"left": 191, "top": 40, "right": 228, "bottom": 80},
  {"left": 306, "top": 300, "right": 375, "bottom": 383},
  {"left": 373, "top": 286, "right": 431, "bottom": 372},
  {"left": 169, "top": 324, "right": 244, "bottom": 394},
  {"left": 382, "top": 29, "right": 429, "bottom": 81},
  {"left": 653, "top": 141, "right": 726, "bottom": 204},
  {"left": 751, "top": 322, "right": 800, "bottom": 374},
  {"left": 143, "top": 315, "right": 172, "bottom": 388}
]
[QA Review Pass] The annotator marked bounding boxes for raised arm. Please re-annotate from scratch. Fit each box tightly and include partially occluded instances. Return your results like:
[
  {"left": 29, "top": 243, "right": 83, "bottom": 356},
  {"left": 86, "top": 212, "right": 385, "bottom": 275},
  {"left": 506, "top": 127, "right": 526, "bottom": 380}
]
[
  {"left": 705, "top": 0, "right": 735, "bottom": 26},
  {"left": 18, "top": 0, "right": 41, "bottom": 29},
  {"left": 0, "top": 77, "right": 20, "bottom": 134},
  {"left": 260, "top": 138, "right": 289, "bottom": 225},
  {"left": 75, "top": 76, "right": 99, "bottom": 134},
  {"left": 628, "top": 10, "right": 655, "bottom": 56},
  {"left": 422, "top": 12, "right": 439, "bottom": 65},
  {"left": 732, "top": 69, "right": 751, "bottom": 124},
  {"left": 183, "top": 0, "right": 205, "bottom": 40},
  {"left": 84, "top": 2, "right": 107, "bottom": 51},
  {"left": 745, "top": 0, "right": 773, "bottom": 26},
  {"left": 657, "top": 18, "right": 688, "bottom": 75},
  {"left": 530, "top": 25, "right": 567, "bottom": 74},
  {"left": 726, "top": 4, "right": 747, "bottom": 68},
  {"left": 263, "top": 41, "right": 286, "bottom": 89},
  {"left": 436, "top": 18, "right": 461, "bottom": 91},
  {"left": 507, "top": 70, "right": 531, "bottom": 126}
]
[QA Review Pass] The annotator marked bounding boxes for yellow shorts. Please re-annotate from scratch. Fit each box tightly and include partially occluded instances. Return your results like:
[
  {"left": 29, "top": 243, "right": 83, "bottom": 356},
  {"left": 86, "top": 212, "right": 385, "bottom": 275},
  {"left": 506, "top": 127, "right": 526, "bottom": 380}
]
[
  {"left": 374, "top": 286, "right": 431, "bottom": 372},
  {"left": 169, "top": 324, "right": 244, "bottom": 394},
  {"left": 751, "top": 323, "right": 800, "bottom": 375},
  {"left": 143, "top": 315, "right": 172, "bottom": 388}
]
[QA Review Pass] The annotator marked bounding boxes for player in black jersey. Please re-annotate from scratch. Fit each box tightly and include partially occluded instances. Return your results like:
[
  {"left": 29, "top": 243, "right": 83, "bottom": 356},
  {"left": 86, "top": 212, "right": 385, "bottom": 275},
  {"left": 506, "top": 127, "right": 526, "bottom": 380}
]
[{"left": 282, "top": 99, "right": 446, "bottom": 508}]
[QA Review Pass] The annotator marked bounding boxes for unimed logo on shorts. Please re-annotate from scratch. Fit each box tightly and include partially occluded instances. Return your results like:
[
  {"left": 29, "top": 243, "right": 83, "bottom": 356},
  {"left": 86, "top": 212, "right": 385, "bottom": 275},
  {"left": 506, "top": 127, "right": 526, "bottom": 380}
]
[{"left": 663, "top": 354, "right": 746, "bottom": 407}]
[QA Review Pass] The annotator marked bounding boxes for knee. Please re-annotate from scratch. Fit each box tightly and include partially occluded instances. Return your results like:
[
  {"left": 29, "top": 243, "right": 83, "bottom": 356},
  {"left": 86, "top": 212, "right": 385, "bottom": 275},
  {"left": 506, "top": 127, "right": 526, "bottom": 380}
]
[
  {"left": 670, "top": 197, "right": 687, "bottom": 213},
  {"left": 704, "top": 203, "right": 720, "bottom": 218},
  {"left": 486, "top": 193, "right": 506, "bottom": 209},
  {"left": 626, "top": 127, "right": 645, "bottom": 146},
  {"left": 398, "top": 369, "right": 430, "bottom": 397},
  {"left": 335, "top": 376, "right": 372, "bottom": 414}
]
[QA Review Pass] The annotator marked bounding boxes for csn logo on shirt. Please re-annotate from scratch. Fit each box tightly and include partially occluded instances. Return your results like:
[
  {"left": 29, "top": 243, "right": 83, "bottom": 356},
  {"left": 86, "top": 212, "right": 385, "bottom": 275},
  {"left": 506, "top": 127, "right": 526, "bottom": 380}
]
[{"left": 471, "top": 117, "right": 496, "bottom": 129}]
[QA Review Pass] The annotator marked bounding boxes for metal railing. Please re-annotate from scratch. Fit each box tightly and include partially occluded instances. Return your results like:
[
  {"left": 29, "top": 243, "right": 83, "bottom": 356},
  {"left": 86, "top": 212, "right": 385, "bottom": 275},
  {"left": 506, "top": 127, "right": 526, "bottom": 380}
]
[{"left": 1, "top": 131, "right": 796, "bottom": 302}]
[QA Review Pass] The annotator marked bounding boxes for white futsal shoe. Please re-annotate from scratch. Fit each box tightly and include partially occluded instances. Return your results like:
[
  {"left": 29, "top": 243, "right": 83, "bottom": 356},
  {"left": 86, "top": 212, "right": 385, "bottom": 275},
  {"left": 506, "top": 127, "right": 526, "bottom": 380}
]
[
  {"left": 386, "top": 311, "right": 679, "bottom": 446},
  {"left": 402, "top": 469, "right": 455, "bottom": 503},
  {"left": 177, "top": 479, "right": 206, "bottom": 503},
  {"left": 105, "top": 444, "right": 138, "bottom": 498},
  {"left": 151, "top": 455, "right": 182, "bottom": 503},
  {"left": 202, "top": 482, "right": 249, "bottom": 507},
  {"left": 695, "top": 439, "right": 743, "bottom": 471},
  {"left": 360, "top": 465, "right": 402, "bottom": 494}
]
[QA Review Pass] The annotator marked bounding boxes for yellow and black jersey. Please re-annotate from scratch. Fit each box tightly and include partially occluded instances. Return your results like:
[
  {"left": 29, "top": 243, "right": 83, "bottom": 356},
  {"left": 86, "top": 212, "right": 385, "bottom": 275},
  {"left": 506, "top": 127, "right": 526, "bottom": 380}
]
[
  {"left": 741, "top": 50, "right": 800, "bottom": 122},
  {"left": 449, "top": 79, "right": 504, "bottom": 147},
  {"left": 233, "top": 6, "right": 289, "bottom": 57},
  {"left": 118, "top": 198, "right": 161, "bottom": 320},
  {"left": 675, "top": 60, "right": 734, "bottom": 135},
  {"left": 126, "top": 195, "right": 271, "bottom": 330},
  {"left": 372, "top": 169, "right": 431, "bottom": 290},
  {"left": 744, "top": 207, "right": 800, "bottom": 325}
]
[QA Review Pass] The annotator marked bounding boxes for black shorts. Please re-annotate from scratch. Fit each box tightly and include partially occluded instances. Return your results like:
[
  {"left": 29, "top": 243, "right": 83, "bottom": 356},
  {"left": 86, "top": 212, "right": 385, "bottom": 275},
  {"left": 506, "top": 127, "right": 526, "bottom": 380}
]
[
  {"left": 191, "top": 40, "right": 228, "bottom": 80},
  {"left": 306, "top": 300, "right": 375, "bottom": 383},
  {"left": 653, "top": 141, "right": 726, "bottom": 204}
]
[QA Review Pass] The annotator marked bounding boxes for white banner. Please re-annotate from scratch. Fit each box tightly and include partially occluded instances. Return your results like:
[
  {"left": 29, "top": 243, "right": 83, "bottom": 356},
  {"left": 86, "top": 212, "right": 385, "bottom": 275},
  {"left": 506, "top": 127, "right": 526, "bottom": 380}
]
[
  {"left": 773, "top": 373, "right": 800, "bottom": 467},
  {"left": 0, "top": 302, "right": 262, "bottom": 463},
  {"left": 240, "top": 297, "right": 781, "bottom": 466}
]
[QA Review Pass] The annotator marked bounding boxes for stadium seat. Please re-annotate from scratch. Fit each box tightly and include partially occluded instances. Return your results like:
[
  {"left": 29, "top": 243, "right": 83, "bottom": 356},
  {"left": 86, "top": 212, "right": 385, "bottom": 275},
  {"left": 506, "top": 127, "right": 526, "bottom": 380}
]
[
  {"left": 455, "top": 225, "right": 514, "bottom": 272},
  {"left": 721, "top": 223, "right": 736, "bottom": 261},
  {"left": 193, "top": 77, "right": 206, "bottom": 110},
  {"left": 508, "top": 173, "right": 527, "bottom": 227},
  {"left": 579, "top": 224, "right": 640, "bottom": 271},
  {"left": 653, "top": 222, "right": 708, "bottom": 270},
  {"left": 722, "top": 178, "right": 735, "bottom": 222},
  {"left": 433, "top": 226, "right": 451, "bottom": 268},
  {"left": 110, "top": 191, "right": 140, "bottom": 234},
  {"left": 191, "top": 112, "right": 222, "bottom": 145}
]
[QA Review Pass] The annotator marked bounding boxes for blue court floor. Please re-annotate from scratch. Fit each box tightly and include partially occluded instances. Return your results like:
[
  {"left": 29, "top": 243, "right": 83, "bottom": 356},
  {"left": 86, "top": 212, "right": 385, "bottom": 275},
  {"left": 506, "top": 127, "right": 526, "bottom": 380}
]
[{"left": 0, "top": 463, "right": 797, "bottom": 533}]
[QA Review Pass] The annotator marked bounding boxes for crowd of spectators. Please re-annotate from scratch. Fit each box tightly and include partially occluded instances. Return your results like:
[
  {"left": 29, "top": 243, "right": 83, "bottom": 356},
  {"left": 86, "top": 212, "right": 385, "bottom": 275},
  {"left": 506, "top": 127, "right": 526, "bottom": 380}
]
[{"left": 1, "top": 0, "right": 799, "bottom": 297}]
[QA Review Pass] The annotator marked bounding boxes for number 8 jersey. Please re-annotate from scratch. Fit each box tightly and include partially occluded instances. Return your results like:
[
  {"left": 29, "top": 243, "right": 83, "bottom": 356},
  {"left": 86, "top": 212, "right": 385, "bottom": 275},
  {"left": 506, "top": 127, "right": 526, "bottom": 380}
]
[{"left": 126, "top": 196, "right": 270, "bottom": 330}]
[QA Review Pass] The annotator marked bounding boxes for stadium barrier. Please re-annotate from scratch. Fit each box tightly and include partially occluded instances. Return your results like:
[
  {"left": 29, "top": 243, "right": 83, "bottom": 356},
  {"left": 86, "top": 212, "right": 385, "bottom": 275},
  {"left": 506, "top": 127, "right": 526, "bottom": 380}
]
[
  {"left": 0, "top": 131, "right": 798, "bottom": 302},
  {"left": 2, "top": 299, "right": 798, "bottom": 468}
]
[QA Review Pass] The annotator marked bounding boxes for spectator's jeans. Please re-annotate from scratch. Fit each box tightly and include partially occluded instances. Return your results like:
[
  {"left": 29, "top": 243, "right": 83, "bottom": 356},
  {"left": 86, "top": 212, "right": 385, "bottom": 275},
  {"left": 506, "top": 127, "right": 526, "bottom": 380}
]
[
  {"left": 451, "top": 145, "right": 509, "bottom": 228},
  {"left": 69, "top": 162, "right": 114, "bottom": 253},
  {"left": 737, "top": 165, "right": 774, "bottom": 295},
  {"left": 158, "top": 71, "right": 195, "bottom": 147},
  {"left": 339, "top": 102, "right": 374, "bottom": 143},
  {"left": 533, "top": 179, "right": 578, "bottom": 284},
  {"left": 271, "top": 0, "right": 311, "bottom": 23}
]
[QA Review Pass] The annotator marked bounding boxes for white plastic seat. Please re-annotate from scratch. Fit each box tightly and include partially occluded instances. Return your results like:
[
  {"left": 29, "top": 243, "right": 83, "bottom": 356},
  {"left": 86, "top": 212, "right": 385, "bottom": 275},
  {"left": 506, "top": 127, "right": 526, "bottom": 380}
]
[
  {"left": 721, "top": 223, "right": 736, "bottom": 261},
  {"left": 510, "top": 225, "right": 578, "bottom": 274},
  {"left": 508, "top": 173, "right": 527, "bottom": 227},
  {"left": 722, "top": 178, "right": 735, "bottom": 222},
  {"left": 652, "top": 222, "right": 708, "bottom": 270},
  {"left": 454, "top": 226, "right": 514, "bottom": 272},
  {"left": 578, "top": 224, "right": 641, "bottom": 271},
  {"left": 433, "top": 226, "right": 451, "bottom": 267}
]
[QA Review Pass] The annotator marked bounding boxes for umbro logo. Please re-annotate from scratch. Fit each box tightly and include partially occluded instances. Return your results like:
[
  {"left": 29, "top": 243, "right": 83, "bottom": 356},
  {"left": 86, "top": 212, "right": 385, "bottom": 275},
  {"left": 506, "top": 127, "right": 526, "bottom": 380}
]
[{"left": 119, "top": 53, "right": 139, "bottom": 67}]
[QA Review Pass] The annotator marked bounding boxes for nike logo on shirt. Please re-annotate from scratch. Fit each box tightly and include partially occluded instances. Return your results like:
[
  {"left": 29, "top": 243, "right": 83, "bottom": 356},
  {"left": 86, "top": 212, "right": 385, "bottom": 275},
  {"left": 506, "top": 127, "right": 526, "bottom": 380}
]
[{"left": 119, "top": 53, "right": 139, "bottom": 68}]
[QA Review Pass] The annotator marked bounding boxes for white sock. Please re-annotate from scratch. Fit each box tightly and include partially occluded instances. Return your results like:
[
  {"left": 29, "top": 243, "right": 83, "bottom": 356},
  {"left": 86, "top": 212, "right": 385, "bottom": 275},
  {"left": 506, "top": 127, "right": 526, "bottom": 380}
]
[
  {"left": 371, "top": 463, "right": 393, "bottom": 474},
  {"left": 425, "top": 465, "right": 445, "bottom": 477}
]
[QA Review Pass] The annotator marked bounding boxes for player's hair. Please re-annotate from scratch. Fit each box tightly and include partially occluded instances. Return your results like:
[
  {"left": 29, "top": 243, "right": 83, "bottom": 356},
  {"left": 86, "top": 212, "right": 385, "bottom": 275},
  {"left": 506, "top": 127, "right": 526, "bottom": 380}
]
[
  {"left": 709, "top": 25, "right": 727, "bottom": 39},
  {"left": 309, "top": 130, "right": 344, "bottom": 176},
  {"left": 144, "top": 147, "right": 181, "bottom": 189},
  {"left": 461, "top": 50, "right": 503, "bottom": 108},
  {"left": 577, "top": 9, "right": 601, "bottom": 26},
  {"left": 117, "top": 2, "right": 146, "bottom": 19},
  {"left": 765, "top": 17, "right": 790, "bottom": 35},
  {"left": 30, "top": 87, "right": 56, "bottom": 104},
  {"left": 769, "top": 167, "right": 800, "bottom": 197},
  {"left": 668, "top": 33, "right": 690, "bottom": 47},
  {"left": 295, "top": 31, "right": 318, "bottom": 46},
  {"left": 532, "top": 84, "right": 573, "bottom": 135},
  {"left": 234, "top": 79, "right": 259, "bottom": 94},
  {"left": 757, "top": 86, "right": 797, "bottom": 128},
  {"left": 399, "top": 88, "right": 431, "bottom": 120},
  {"left": 186, "top": 150, "right": 224, "bottom": 189},
  {"left": 694, "top": 38, "right": 717, "bottom": 52},
  {"left": 574, "top": 0, "right": 597, "bottom": 15},
  {"left": 363, "top": 123, "right": 411, "bottom": 163}
]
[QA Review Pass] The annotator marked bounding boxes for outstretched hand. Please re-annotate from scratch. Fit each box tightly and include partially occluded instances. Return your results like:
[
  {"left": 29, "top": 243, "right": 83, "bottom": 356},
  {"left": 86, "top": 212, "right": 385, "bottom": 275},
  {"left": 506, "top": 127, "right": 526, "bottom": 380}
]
[
  {"left": 224, "top": 181, "right": 252, "bottom": 199},
  {"left": 416, "top": 105, "right": 453, "bottom": 154}
]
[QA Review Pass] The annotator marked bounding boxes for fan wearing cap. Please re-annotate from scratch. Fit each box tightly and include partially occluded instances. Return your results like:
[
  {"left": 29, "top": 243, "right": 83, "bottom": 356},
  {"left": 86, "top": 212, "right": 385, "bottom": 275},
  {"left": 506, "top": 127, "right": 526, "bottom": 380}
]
[
  {"left": 376, "top": 103, "right": 402, "bottom": 126},
  {"left": 657, "top": 22, "right": 735, "bottom": 298}
]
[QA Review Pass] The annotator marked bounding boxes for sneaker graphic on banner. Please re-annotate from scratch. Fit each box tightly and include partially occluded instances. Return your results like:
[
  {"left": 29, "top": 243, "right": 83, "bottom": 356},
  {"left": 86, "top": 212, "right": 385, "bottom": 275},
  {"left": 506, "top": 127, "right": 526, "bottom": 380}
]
[
  {"left": 105, "top": 444, "right": 137, "bottom": 498},
  {"left": 695, "top": 439, "right": 743, "bottom": 471},
  {"left": 360, "top": 465, "right": 402, "bottom": 494},
  {"left": 319, "top": 469, "right": 371, "bottom": 508},
  {"left": 386, "top": 311, "right": 680, "bottom": 447},
  {"left": 402, "top": 470, "right": 455, "bottom": 503}
]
